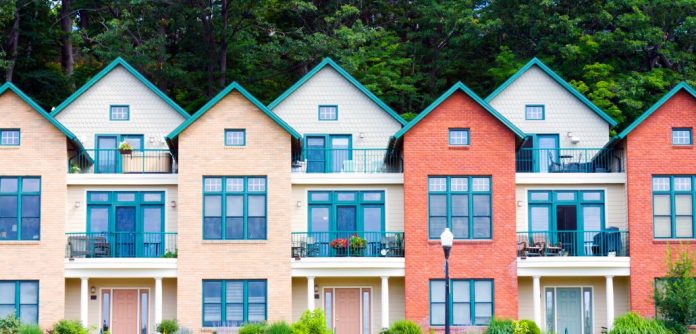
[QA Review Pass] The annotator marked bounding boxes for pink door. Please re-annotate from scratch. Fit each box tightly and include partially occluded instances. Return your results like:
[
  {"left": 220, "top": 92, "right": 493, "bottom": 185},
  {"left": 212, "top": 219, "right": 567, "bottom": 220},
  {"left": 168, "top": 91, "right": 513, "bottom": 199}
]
[
  {"left": 334, "top": 288, "right": 361, "bottom": 334},
  {"left": 112, "top": 289, "right": 138, "bottom": 334}
]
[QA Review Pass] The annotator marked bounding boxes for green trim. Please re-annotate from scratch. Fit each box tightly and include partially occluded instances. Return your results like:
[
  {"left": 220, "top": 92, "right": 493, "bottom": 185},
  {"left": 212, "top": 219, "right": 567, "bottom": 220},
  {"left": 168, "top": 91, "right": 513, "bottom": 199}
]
[
  {"left": 168, "top": 82, "right": 300, "bottom": 140},
  {"left": 652, "top": 175, "right": 696, "bottom": 239},
  {"left": 201, "top": 279, "right": 267, "bottom": 327},
  {"left": 307, "top": 191, "right": 386, "bottom": 233},
  {"left": 617, "top": 82, "right": 696, "bottom": 139},
  {"left": 267, "top": 58, "right": 406, "bottom": 126},
  {"left": 50, "top": 58, "right": 189, "bottom": 119},
  {"left": 202, "top": 176, "right": 267, "bottom": 240},
  {"left": 429, "top": 279, "right": 494, "bottom": 326},
  {"left": 672, "top": 128, "right": 693, "bottom": 145},
  {"left": 393, "top": 82, "right": 525, "bottom": 139},
  {"left": 427, "top": 176, "right": 492, "bottom": 240},
  {"left": 484, "top": 58, "right": 618, "bottom": 127},
  {"left": 0, "top": 280, "right": 39, "bottom": 324},
  {"left": 525, "top": 104, "right": 545, "bottom": 120},
  {"left": 318, "top": 105, "right": 338, "bottom": 121},
  {"left": 0, "top": 129, "right": 20, "bottom": 146},
  {"left": 303, "top": 134, "right": 353, "bottom": 173},
  {"left": 0, "top": 177, "right": 41, "bottom": 241},
  {"left": 109, "top": 105, "right": 130, "bottom": 121},
  {"left": 448, "top": 128, "right": 470, "bottom": 146},
  {"left": 224, "top": 129, "right": 246, "bottom": 146}
]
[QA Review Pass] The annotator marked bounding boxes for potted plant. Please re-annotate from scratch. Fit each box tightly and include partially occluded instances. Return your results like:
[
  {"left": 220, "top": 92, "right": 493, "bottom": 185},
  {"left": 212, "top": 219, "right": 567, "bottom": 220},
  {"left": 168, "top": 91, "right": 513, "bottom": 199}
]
[
  {"left": 69, "top": 163, "right": 81, "bottom": 174},
  {"left": 349, "top": 234, "right": 366, "bottom": 256},
  {"left": 118, "top": 141, "right": 133, "bottom": 155},
  {"left": 329, "top": 238, "right": 348, "bottom": 256}
]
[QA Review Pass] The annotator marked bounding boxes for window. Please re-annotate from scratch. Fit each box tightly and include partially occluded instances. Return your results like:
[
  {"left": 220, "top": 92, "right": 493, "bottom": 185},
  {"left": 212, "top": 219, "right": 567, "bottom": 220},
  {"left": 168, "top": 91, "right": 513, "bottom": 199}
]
[
  {"left": 203, "top": 177, "right": 267, "bottom": 240},
  {"left": 0, "top": 281, "right": 38, "bottom": 324},
  {"left": 653, "top": 176, "right": 696, "bottom": 238},
  {"left": 225, "top": 129, "right": 246, "bottom": 146},
  {"left": 0, "top": 177, "right": 40, "bottom": 240},
  {"left": 449, "top": 129, "right": 470, "bottom": 146},
  {"left": 430, "top": 279, "right": 493, "bottom": 326},
  {"left": 109, "top": 105, "right": 130, "bottom": 120},
  {"left": 202, "top": 280, "right": 267, "bottom": 327},
  {"left": 428, "top": 176, "right": 491, "bottom": 239},
  {"left": 672, "top": 128, "right": 692, "bottom": 145},
  {"left": 525, "top": 105, "right": 544, "bottom": 120},
  {"left": 318, "top": 105, "right": 338, "bottom": 120},
  {"left": 0, "top": 130, "right": 20, "bottom": 146}
]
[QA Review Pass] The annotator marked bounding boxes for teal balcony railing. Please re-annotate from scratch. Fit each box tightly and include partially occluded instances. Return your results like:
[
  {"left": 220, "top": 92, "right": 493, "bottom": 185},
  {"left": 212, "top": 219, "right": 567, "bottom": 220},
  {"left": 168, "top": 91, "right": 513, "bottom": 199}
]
[
  {"left": 65, "top": 232, "right": 177, "bottom": 258},
  {"left": 515, "top": 148, "right": 624, "bottom": 173},
  {"left": 68, "top": 149, "right": 177, "bottom": 174},
  {"left": 291, "top": 148, "right": 402, "bottom": 173},
  {"left": 291, "top": 231, "right": 404, "bottom": 258},
  {"left": 516, "top": 230, "right": 628, "bottom": 257}
]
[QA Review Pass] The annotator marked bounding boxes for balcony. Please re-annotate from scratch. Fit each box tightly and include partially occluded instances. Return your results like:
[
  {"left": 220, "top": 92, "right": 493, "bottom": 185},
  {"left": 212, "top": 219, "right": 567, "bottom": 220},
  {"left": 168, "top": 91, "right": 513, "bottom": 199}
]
[
  {"left": 516, "top": 230, "right": 628, "bottom": 257},
  {"left": 65, "top": 232, "right": 177, "bottom": 259},
  {"left": 291, "top": 232, "right": 404, "bottom": 258},
  {"left": 68, "top": 149, "right": 177, "bottom": 174},
  {"left": 515, "top": 148, "right": 624, "bottom": 173},
  {"left": 291, "top": 148, "right": 402, "bottom": 173}
]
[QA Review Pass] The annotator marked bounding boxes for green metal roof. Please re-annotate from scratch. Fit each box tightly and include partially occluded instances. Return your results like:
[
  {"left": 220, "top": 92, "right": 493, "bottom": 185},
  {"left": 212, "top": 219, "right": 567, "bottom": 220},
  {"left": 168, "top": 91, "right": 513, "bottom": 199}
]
[
  {"left": 167, "top": 82, "right": 301, "bottom": 140},
  {"left": 267, "top": 57, "right": 407, "bottom": 126},
  {"left": 485, "top": 58, "right": 618, "bottom": 127},
  {"left": 393, "top": 82, "right": 526, "bottom": 139},
  {"left": 50, "top": 57, "right": 189, "bottom": 118},
  {"left": 616, "top": 82, "right": 696, "bottom": 139}
]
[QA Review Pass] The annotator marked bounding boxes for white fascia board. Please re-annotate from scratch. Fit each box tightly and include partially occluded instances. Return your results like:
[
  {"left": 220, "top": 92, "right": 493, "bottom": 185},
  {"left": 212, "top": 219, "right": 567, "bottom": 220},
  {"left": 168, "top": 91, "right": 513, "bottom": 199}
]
[
  {"left": 291, "top": 173, "right": 404, "bottom": 185},
  {"left": 516, "top": 173, "right": 626, "bottom": 185},
  {"left": 67, "top": 174, "right": 178, "bottom": 185},
  {"left": 516, "top": 257, "right": 630, "bottom": 277}
]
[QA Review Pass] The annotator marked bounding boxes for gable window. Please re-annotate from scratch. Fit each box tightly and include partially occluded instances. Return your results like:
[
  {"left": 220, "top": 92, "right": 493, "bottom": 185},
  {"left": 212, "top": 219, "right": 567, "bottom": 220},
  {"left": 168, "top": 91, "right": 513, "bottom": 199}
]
[
  {"left": 0, "top": 177, "right": 40, "bottom": 240},
  {"left": 203, "top": 176, "right": 266, "bottom": 240},
  {"left": 225, "top": 129, "right": 246, "bottom": 146},
  {"left": 672, "top": 128, "right": 692, "bottom": 145},
  {"left": 318, "top": 105, "right": 338, "bottom": 121},
  {"left": 202, "top": 280, "right": 267, "bottom": 327},
  {"left": 653, "top": 176, "right": 696, "bottom": 238},
  {"left": 430, "top": 279, "right": 493, "bottom": 326},
  {"left": 0, "top": 281, "right": 38, "bottom": 324},
  {"left": 428, "top": 176, "right": 491, "bottom": 240},
  {"left": 0, "top": 130, "right": 20, "bottom": 146},
  {"left": 109, "top": 105, "right": 130, "bottom": 121},
  {"left": 449, "top": 129, "right": 470, "bottom": 146},
  {"left": 525, "top": 105, "right": 544, "bottom": 120}
]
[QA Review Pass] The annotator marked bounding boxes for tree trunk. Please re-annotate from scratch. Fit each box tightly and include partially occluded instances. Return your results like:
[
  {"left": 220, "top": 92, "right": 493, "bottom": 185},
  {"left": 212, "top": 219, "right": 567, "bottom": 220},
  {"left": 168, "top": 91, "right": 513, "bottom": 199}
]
[
  {"left": 4, "top": 4, "right": 19, "bottom": 82},
  {"left": 60, "top": 0, "right": 74, "bottom": 81},
  {"left": 218, "top": 0, "right": 229, "bottom": 88}
]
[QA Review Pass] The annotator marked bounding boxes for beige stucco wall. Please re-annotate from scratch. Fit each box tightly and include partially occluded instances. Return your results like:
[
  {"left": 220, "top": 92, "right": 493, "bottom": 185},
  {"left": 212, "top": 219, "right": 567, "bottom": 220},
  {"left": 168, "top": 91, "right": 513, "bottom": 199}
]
[
  {"left": 0, "top": 91, "right": 68, "bottom": 329},
  {"left": 175, "top": 90, "right": 293, "bottom": 333}
]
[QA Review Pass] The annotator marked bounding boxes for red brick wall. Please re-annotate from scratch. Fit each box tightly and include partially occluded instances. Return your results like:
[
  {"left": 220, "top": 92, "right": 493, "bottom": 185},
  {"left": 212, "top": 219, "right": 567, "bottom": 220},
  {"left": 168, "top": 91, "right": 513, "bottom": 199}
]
[
  {"left": 403, "top": 90, "right": 518, "bottom": 331},
  {"left": 625, "top": 90, "right": 696, "bottom": 317}
]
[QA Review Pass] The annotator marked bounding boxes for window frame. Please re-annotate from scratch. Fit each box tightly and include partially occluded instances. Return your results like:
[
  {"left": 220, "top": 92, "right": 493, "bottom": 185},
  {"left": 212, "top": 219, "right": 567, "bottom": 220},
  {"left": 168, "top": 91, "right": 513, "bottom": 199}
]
[
  {"left": 428, "top": 176, "right": 492, "bottom": 240},
  {"left": 672, "top": 128, "right": 693, "bottom": 146},
  {"left": 429, "top": 279, "right": 494, "bottom": 326},
  {"left": 317, "top": 105, "right": 338, "bottom": 121},
  {"left": 448, "top": 129, "right": 470, "bottom": 146},
  {"left": 0, "top": 177, "right": 41, "bottom": 241},
  {"left": 109, "top": 105, "right": 130, "bottom": 121},
  {"left": 224, "top": 129, "right": 246, "bottom": 147},
  {"left": 202, "top": 176, "right": 267, "bottom": 240},
  {"left": 652, "top": 175, "right": 696, "bottom": 239},
  {"left": 307, "top": 190, "right": 386, "bottom": 233},
  {"left": 201, "top": 279, "right": 267, "bottom": 327},
  {"left": 0, "top": 280, "right": 39, "bottom": 324},
  {"left": 0, "top": 129, "right": 20, "bottom": 146},
  {"left": 525, "top": 104, "right": 545, "bottom": 120}
]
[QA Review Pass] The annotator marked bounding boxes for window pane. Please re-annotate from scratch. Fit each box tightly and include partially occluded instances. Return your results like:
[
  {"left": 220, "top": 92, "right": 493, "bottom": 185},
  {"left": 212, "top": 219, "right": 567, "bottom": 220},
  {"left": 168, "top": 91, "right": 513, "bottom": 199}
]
[
  {"left": 430, "top": 281, "right": 445, "bottom": 303},
  {"left": 453, "top": 303, "right": 471, "bottom": 325},
  {"left": 21, "top": 179, "right": 40, "bottom": 193},
  {"left": 204, "top": 178, "right": 222, "bottom": 192},
  {"left": 473, "top": 217, "right": 491, "bottom": 238},
  {"left": 226, "top": 196, "right": 243, "bottom": 217},
  {"left": 310, "top": 192, "right": 330, "bottom": 202},
  {"left": 451, "top": 217, "right": 469, "bottom": 239},
  {"left": 582, "top": 206, "right": 602, "bottom": 231},
  {"left": 428, "top": 178, "right": 446, "bottom": 192},
  {"left": 21, "top": 218, "right": 39, "bottom": 240},
  {"left": 471, "top": 178, "right": 490, "bottom": 191},
  {"left": 0, "top": 130, "right": 20, "bottom": 145},
  {"left": 654, "top": 195, "right": 671, "bottom": 215},
  {"left": 676, "top": 217, "right": 693, "bottom": 238},
  {"left": 248, "top": 304, "right": 265, "bottom": 322},
  {"left": 248, "top": 281, "right": 266, "bottom": 303},
  {"left": 318, "top": 106, "right": 337, "bottom": 120},
  {"left": 475, "top": 281, "right": 492, "bottom": 302},
  {"left": 429, "top": 195, "right": 447, "bottom": 216},
  {"left": 473, "top": 195, "right": 490, "bottom": 215},
  {"left": 450, "top": 178, "right": 468, "bottom": 191},
  {"left": 429, "top": 218, "right": 447, "bottom": 238},
  {"left": 248, "top": 196, "right": 266, "bottom": 217},
  {"left": 21, "top": 196, "right": 39, "bottom": 217},
  {"left": 530, "top": 192, "right": 549, "bottom": 201},
  {"left": 21, "top": 282, "right": 40, "bottom": 308},
  {"left": 451, "top": 195, "right": 468, "bottom": 216},
  {"left": 654, "top": 217, "right": 672, "bottom": 238},
  {"left": 204, "top": 196, "right": 221, "bottom": 217},
  {"left": 556, "top": 192, "right": 575, "bottom": 201},
  {"left": 675, "top": 195, "right": 692, "bottom": 215},
  {"left": 545, "top": 289, "right": 555, "bottom": 332},
  {"left": 203, "top": 218, "right": 222, "bottom": 239},
  {"left": 530, "top": 206, "right": 550, "bottom": 231},
  {"left": 674, "top": 177, "right": 692, "bottom": 191},
  {"left": 247, "top": 178, "right": 266, "bottom": 192},
  {"left": 203, "top": 304, "right": 221, "bottom": 323},
  {"left": 89, "top": 192, "right": 109, "bottom": 202},
  {"left": 0, "top": 283, "right": 15, "bottom": 304},
  {"left": 203, "top": 282, "right": 221, "bottom": 303},
  {"left": 89, "top": 207, "right": 109, "bottom": 233},
  {"left": 226, "top": 218, "right": 243, "bottom": 239},
  {"left": 226, "top": 282, "right": 243, "bottom": 303},
  {"left": 653, "top": 177, "right": 670, "bottom": 191},
  {"left": 123, "top": 136, "right": 142, "bottom": 150},
  {"left": 582, "top": 192, "right": 602, "bottom": 201},
  {"left": 673, "top": 129, "right": 692, "bottom": 145},
  {"left": 0, "top": 178, "right": 18, "bottom": 193},
  {"left": 449, "top": 130, "right": 469, "bottom": 145},
  {"left": 474, "top": 303, "right": 492, "bottom": 324},
  {"left": 362, "top": 192, "right": 382, "bottom": 201},
  {"left": 452, "top": 281, "right": 470, "bottom": 302},
  {"left": 337, "top": 192, "right": 356, "bottom": 201},
  {"left": 143, "top": 193, "right": 162, "bottom": 202},
  {"left": 431, "top": 304, "right": 445, "bottom": 325},
  {"left": 19, "top": 305, "right": 37, "bottom": 324},
  {"left": 310, "top": 207, "right": 329, "bottom": 232},
  {"left": 247, "top": 218, "right": 266, "bottom": 239},
  {"left": 225, "top": 130, "right": 245, "bottom": 146},
  {"left": 363, "top": 207, "right": 382, "bottom": 232},
  {"left": 142, "top": 207, "right": 162, "bottom": 233},
  {"left": 226, "top": 304, "right": 243, "bottom": 324}
]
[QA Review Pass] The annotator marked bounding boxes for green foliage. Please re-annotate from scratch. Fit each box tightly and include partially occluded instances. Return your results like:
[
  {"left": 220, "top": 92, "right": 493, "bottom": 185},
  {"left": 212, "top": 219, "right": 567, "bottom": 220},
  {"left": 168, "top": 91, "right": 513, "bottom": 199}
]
[
  {"left": 290, "top": 309, "right": 331, "bottom": 334},
  {"left": 49, "top": 320, "right": 87, "bottom": 334},
  {"left": 513, "top": 320, "right": 540, "bottom": 334},
  {"left": 380, "top": 320, "right": 422, "bottom": 334},
  {"left": 485, "top": 318, "right": 515, "bottom": 334},
  {"left": 239, "top": 322, "right": 267, "bottom": 334},
  {"left": 654, "top": 246, "right": 696, "bottom": 334},
  {"left": 0, "top": 314, "right": 21, "bottom": 334},
  {"left": 18, "top": 324, "right": 42, "bottom": 334},
  {"left": 266, "top": 321, "right": 293, "bottom": 334},
  {"left": 608, "top": 312, "right": 670, "bottom": 334},
  {"left": 156, "top": 319, "right": 179, "bottom": 334}
]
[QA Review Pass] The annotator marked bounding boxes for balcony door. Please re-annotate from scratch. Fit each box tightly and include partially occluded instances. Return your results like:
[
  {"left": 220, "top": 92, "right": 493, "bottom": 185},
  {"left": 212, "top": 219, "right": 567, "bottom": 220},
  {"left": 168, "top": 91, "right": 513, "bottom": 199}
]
[
  {"left": 96, "top": 136, "right": 118, "bottom": 173},
  {"left": 305, "top": 135, "right": 352, "bottom": 173},
  {"left": 536, "top": 134, "right": 559, "bottom": 173},
  {"left": 115, "top": 206, "right": 136, "bottom": 257}
]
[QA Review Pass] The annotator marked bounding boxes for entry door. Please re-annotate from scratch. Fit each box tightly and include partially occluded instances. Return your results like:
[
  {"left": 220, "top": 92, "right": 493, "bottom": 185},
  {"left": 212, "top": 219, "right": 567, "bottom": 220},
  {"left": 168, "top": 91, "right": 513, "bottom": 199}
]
[
  {"left": 96, "top": 136, "right": 118, "bottom": 173},
  {"left": 334, "top": 288, "right": 362, "bottom": 334},
  {"left": 536, "top": 135, "right": 559, "bottom": 172},
  {"left": 112, "top": 289, "right": 138, "bottom": 334},
  {"left": 556, "top": 288, "right": 582, "bottom": 334},
  {"left": 115, "top": 207, "right": 137, "bottom": 257}
]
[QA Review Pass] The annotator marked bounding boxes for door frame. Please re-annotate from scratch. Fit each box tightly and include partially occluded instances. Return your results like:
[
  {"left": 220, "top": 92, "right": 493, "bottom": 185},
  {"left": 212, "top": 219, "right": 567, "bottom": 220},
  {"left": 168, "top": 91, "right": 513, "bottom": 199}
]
[
  {"left": 532, "top": 134, "right": 560, "bottom": 172},
  {"left": 322, "top": 286, "right": 373, "bottom": 334},
  {"left": 304, "top": 134, "right": 353, "bottom": 172},
  {"left": 95, "top": 134, "right": 145, "bottom": 173},
  {"left": 543, "top": 285, "right": 594, "bottom": 334},
  {"left": 100, "top": 287, "right": 151, "bottom": 334}
]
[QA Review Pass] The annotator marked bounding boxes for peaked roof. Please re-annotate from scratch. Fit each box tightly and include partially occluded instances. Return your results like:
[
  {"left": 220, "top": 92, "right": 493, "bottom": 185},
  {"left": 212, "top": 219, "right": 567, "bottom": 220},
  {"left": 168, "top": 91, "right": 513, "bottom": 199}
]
[
  {"left": 267, "top": 57, "right": 407, "bottom": 126},
  {"left": 616, "top": 82, "right": 696, "bottom": 139},
  {"left": 393, "top": 82, "right": 525, "bottom": 139},
  {"left": 167, "top": 82, "right": 301, "bottom": 140},
  {"left": 51, "top": 57, "right": 189, "bottom": 118},
  {"left": 0, "top": 82, "right": 84, "bottom": 150},
  {"left": 485, "top": 58, "right": 618, "bottom": 127}
]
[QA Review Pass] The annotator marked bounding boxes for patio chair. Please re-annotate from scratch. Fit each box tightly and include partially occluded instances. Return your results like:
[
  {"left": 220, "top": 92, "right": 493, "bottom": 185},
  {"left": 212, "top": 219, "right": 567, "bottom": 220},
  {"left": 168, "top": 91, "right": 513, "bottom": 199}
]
[
  {"left": 67, "top": 236, "right": 89, "bottom": 258},
  {"left": 545, "top": 241, "right": 563, "bottom": 256},
  {"left": 547, "top": 154, "right": 563, "bottom": 172},
  {"left": 522, "top": 236, "right": 545, "bottom": 257}
]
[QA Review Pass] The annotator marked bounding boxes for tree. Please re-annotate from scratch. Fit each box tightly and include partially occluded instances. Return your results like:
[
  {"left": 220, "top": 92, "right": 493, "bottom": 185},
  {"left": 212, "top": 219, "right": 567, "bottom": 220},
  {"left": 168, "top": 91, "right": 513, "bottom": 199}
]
[{"left": 654, "top": 245, "right": 696, "bottom": 334}]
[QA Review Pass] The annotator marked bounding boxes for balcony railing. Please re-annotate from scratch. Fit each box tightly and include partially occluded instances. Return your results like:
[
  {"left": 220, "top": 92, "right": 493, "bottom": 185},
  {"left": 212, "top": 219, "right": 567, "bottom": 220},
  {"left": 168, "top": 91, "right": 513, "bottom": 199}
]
[
  {"left": 515, "top": 148, "right": 624, "bottom": 173},
  {"left": 291, "top": 231, "right": 404, "bottom": 258},
  {"left": 65, "top": 232, "right": 177, "bottom": 258},
  {"left": 291, "top": 148, "right": 402, "bottom": 173},
  {"left": 68, "top": 149, "right": 177, "bottom": 174},
  {"left": 516, "top": 230, "right": 628, "bottom": 257}
]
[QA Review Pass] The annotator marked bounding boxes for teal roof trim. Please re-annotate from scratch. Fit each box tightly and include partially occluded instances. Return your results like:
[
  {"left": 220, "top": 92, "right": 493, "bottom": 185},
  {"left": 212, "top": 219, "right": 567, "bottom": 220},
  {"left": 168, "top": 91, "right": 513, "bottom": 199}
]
[
  {"left": 167, "top": 82, "right": 301, "bottom": 140},
  {"left": 484, "top": 58, "right": 618, "bottom": 127},
  {"left": 393, "top": 82, "right": 526, "bottom": 139},
  {"left": 0, "top": 82, "right": 85, "bottom": 150},
  {"left": 50, "top": 57, "right": 189, "bottom": 119},
  {"left": 267, "top": 57, "right": 407, "bottom": 126},
  {"left": 616, "top": 82, "right": 696, "bottom": 139}
]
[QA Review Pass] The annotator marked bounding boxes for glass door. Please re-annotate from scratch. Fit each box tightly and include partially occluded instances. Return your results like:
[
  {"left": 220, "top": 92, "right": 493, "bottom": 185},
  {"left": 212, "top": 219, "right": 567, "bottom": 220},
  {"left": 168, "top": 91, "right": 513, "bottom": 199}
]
[
  {"left": 309, "top": 205, "right": 331, "bottom": 256},
  {"left": 96, "top": 136, "right": 118, "bottom": 173},
  {"left": 306, "top": 137, "right": 326, "bottom": 173},
  {"left": 115, "top": 207, "right": 136, "bottom": 257},
  {"left": 336, "top": 206, "right": 357, "bottom": 255},
  {"left": 362, "top": 206, "right": 383, "bottom": 256},
  {"left": 536, "top": 134, "right": 559, "bottom": 173},
  {"left": 141, "top": 206, "right": 163, "bottom": 257},
  {"left": 330, "top": 136, "right": 351, "bottom": 172},
  {"left": 556, "top": 205, "right": 578, "bottom": 255}
]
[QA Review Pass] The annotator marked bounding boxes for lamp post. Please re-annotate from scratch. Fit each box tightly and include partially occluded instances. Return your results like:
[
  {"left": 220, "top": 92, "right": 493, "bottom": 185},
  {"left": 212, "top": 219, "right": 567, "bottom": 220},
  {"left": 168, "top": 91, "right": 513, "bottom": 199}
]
[{"left": 440, "top": 228, "right": 454, "bottom": 334}]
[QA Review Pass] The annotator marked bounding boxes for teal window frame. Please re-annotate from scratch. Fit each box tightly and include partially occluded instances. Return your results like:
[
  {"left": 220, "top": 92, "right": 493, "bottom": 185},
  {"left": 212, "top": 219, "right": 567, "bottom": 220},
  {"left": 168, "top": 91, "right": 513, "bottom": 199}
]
[
  {"left": 202, "top": 176, "right": 267, "bottom": 240},
  {"left": 0, "top": 177, "right": 41, "bottom": 241},
  {"left": 202, "top": 279, "right": 267, "bottom": 327},
  {"left": 109, "top": 105, "right": 130, "bottom": 121},
  {"left": 86, "top": 191, "right": 165, "bottom": 233},
  {"left": 428, "top": 176, "right": 492, "bottom": 240},
  {"left": 307, "top": 191, "right": 385, "bottom": 233},
  {"left": 0, "top": 129, "right": 20, "bottom": 146},
  {"left": 652, "top": 176, "right": 696, "bottom": 239},
  {"left": 0, "top": 280, "right": 39, "bottom": 324},
  {"left": 672, "top": 128, "right": 693, "bottom": 145},
  {"left": 525, "top": 105, "right": 545, "bottom": 120},
  {"left": 318, "top": 105, "right": 338, "bottom": 121},
  {"left": 448, "top": 129, "right": 470, "bottom": 146},
  {"left": 224, "top": 129, "right": 246, "bottom": 146},
  {"left": 429, "top": 279, "right": 494, "bottom": 326}
]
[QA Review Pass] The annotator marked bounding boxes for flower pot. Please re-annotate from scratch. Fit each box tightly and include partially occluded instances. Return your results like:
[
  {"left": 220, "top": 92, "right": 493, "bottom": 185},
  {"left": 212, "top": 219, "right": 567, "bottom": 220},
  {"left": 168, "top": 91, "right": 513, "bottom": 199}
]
[
  {"left": 333, "top": 247, "right": 347, "bottom": 257},
  {"left": 119, "top": 148, "right": 132, "bottom": 155},
  {"left": 350, "top": 247, "right": 365, "bottom": 257}
]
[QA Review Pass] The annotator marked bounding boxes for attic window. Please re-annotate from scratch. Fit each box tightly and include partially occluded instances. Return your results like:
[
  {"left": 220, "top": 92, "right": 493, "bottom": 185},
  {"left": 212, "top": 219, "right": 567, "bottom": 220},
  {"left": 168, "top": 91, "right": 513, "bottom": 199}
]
[
  {"left": 672, "top": 128, "right": 693, "bottom": 145},
  {"left": 318, "top": 105, "right": 338, "bottom": 120},
  {"left": 0, "top": 129, "right": 20, "bottom": 146},
  {"left": 110, "top": 105, "right": 130, "bottom": 121},
  {"left": 525, "top": 105, "right": 544, "bottom": 120}
]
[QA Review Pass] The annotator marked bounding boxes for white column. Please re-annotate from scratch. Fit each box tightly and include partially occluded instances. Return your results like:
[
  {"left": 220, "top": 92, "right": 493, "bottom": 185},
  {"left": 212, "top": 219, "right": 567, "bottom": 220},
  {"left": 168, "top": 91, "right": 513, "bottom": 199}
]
[
  {"left": 155, "top": 277, "right": 163, "bottom": 325},
  {"left": 606, "top": 275, "right": 615, "bottom": 331},
  {"left": 307, "top": 276, "right": 315, "bottom": 310},
  {"left": 381, "top": 276, "right": 390, "bottom": 329},
  {"left": 80, "top": 277, "right": 89, "bottom": 327},
  {"left": 532, "top": 276, "right": 541, "bottom": 328}
]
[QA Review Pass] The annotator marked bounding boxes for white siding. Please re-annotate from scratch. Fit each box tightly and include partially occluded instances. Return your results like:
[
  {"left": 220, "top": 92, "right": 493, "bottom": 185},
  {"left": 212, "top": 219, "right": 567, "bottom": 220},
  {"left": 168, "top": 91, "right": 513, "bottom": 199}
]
[
  {"left": 271, "top": 67, "right": 402, "bottom": 149},
  {"left": 55, "top": 66, "right": 186, "bottom": 149},
  {"left": 488, "top": 66, "right": 610, "bottom": 148}
]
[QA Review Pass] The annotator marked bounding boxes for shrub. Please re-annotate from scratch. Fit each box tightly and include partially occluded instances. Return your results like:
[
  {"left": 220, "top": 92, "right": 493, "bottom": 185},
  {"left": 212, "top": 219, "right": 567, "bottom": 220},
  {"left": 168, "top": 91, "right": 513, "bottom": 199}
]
[
  {"left": 0, "top": 314, "right": 21, "bottom": 334},
  {"left": 513, "top": 320, "right": 540, "bottom": 334},
  {"left": 291, "top": 309, "right": 331, "bottom": 334},
  {"left": 156, "top": 320, "right": 179, "bottom": 334},
  {"left": 608, "top": 312, "right": 670, "bottom": 334},
  {"left": 383, "top": 320, "right": 422, "bottom": 334},
  {"left": 654, "top": 247, "right": 696, "bottom": 334},
  {"left": 485, "top": 318, "right": 515, "bottom": 334},
  {"left": 18, "top": 324, "right": 42, "bottom": 334},
  {"left": 239, "top": 322, "right": 267, "bottom": 334},
  {"left": 266, "top": 321, "right": 292, "bottom": 334},
  {"left": 50, "top": 320, "right": 87, "bottom": 334}
]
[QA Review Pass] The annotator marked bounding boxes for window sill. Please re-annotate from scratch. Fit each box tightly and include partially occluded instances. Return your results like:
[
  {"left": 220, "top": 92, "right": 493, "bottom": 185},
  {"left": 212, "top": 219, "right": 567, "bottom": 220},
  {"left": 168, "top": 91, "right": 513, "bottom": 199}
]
[
  {"left": 224, "top": 146, "right": 246, "bottom": 149},
  {"left": 202, "top": 240, "right": 267, "bottom": 244},
  {"left": 653, "top": 239, "right": 696, "bottom": 244},
  {"left": 427, "top": 239, "right": 493, "bottom": 245},
  {"left": 0, "top": 240, "right": 40, "bottom": 245},
  {"left": 448, "top": 146, "right": 470, "bottom": 150},
  {"left": 672, "top": 145, "right": 693, "bottom": 149},
  {"left": 0, "top": 146, "right": 20, "bottom": 149}
]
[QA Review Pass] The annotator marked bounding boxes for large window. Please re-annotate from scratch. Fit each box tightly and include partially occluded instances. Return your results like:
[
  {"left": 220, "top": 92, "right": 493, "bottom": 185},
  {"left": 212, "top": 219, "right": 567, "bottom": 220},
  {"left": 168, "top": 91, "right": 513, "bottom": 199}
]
[
  {"left": 0, "top": 177, "right": 40, "bottom": 240},
  {"left": 202, "top": 280, "right": 267, "bottom": 327},
  {"left": 428, "top": 176, "right": 491, "bottom": 239},
  {"left": 308, "top": 191, "right": 385, "bottom": 233},
  {"left": 0, "top": 129, "right": 20, "bottom": 146},
  {"left": 203, "top": 177, "right": 267, "bottom": 240},
  {"left": 0, "top": 281, "right": 38, "bottom": 324},
  {"left": 653, "top": 176, "right": 696, "bottom": 238},
  {"left": 430, "top": 279, "right": 493, "bottom": 326}
]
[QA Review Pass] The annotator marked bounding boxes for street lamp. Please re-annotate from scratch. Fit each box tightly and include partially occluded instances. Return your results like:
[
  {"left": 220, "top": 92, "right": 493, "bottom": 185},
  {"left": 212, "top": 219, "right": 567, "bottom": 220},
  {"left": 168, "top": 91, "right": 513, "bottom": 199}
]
[{"left": 440, "top": 228, "right": 454, "bottom": 334}]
